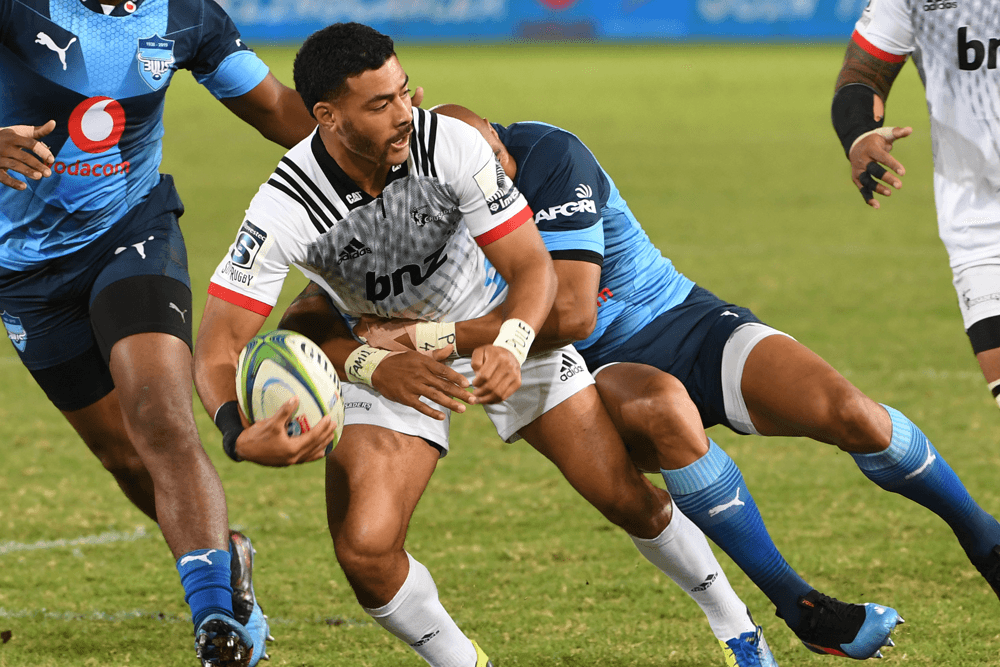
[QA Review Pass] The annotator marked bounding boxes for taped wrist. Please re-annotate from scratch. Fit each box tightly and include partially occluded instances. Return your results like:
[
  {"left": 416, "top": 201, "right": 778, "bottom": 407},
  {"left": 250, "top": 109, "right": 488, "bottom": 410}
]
[
  {"left": 415, "top": 321, "right": 458, "bottom": 357},
  {"left": 214, "top": 401, "right": 243, "bottom": 462},
  {"left": 832, "top": 83, "right": 884, "bottom": 157},
  {"left": 493, "top": 319, "right": 536, "bottom": 366},
  {"left": 345, "top": 344, "right": 396, "bottom": 386}
]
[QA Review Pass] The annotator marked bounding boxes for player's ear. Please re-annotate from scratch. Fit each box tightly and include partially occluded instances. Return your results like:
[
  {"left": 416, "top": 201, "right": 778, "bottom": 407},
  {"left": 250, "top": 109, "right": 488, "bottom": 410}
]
[{"left": 313, "top": 102, "right": 336, "bottom": 129}]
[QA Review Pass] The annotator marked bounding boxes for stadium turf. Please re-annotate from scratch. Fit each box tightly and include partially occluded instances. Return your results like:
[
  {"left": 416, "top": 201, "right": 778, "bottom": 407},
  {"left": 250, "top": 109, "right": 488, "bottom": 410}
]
[{"left": 2, "top": 43, "right": 998, "bottom": 666}]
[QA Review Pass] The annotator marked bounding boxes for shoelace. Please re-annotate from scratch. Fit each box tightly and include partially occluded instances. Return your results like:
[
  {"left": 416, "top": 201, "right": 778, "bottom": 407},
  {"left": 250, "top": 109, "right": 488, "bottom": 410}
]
[
  {"left": 804, "top": 593, "right": 855, "bottom": 630},
  {"left": 727, "top": 631, "right": 762, "bottom": 666}
]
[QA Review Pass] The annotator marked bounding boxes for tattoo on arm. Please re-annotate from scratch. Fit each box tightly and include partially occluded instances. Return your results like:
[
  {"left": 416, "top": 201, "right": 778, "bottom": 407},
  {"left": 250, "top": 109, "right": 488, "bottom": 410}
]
[
  {"left": 834, "top": 41, "right": 905, "bottom": 101},
  {"left": 290, "top": 281, "right": 327, "bottom": 306}
]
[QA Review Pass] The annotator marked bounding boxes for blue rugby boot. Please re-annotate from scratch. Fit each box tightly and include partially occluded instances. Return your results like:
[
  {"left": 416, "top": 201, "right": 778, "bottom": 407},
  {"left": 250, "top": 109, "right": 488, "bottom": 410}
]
[
  {"left": 782, "top": 590, "right": 902, "bottom": 659},
  {"left": 720, "top": 625, "right": 779, "bottom": 666},
  {"left": 229, "top": 531, "right": 272, "bottom": 664},
  {"left": 195, "top": 614, "right": 254, "bottom": 667}
]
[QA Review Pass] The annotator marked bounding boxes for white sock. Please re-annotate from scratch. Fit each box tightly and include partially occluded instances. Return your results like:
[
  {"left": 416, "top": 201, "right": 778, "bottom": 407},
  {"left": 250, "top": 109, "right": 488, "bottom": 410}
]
[
  {"left": 364, "top": 553, "right": 478, "bottom": 667},
  {"left": 630, "top": 505, "right": 756, "bottom": 642}
]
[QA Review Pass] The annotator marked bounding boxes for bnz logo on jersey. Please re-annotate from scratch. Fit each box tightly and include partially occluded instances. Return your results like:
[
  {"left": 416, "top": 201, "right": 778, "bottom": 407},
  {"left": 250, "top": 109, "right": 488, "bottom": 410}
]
[
  {"left": 2, "top": 312, "right": 27, "bottom": 352},
  {"left": 137, "top": 35, "right": 176, "bottom": 91}
]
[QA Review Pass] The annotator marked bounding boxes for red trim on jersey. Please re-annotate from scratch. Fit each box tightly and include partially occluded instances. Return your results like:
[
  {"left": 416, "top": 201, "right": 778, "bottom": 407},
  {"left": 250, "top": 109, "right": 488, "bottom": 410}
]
[
  {"left": 208, "top": 282, "right": 273, "bottom": 317},
  {"left": 474, "top": 205, "right": 534, "bottom": 247},
  {"left": 852, "top": 30, "right": 907, "bottom": 63}
]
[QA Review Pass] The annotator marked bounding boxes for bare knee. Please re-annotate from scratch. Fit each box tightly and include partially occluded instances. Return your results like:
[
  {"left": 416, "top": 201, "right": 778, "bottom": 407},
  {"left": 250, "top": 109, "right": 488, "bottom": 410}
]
[
  {"left": 618, "top": 373, "right": 708, "bottom": 469},
  {"left": 118, "top": 387, "right": 199, "bottom": 453},
  {"left": 814, "top": 383, "right": 888, "bottom": 453},
  {"left": 332, "top": 522, "right": 407, "bottom": 603}
]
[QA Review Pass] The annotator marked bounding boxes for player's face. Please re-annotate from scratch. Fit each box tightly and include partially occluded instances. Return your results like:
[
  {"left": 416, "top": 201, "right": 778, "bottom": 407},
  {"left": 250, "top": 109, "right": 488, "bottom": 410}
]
[{"left": 334, "top": 56, "right": 413, "bottom": 167}]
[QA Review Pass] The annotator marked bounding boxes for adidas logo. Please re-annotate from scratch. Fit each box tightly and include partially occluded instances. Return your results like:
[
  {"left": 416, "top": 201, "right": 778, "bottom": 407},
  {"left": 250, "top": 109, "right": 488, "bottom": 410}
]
[
  {"left": 338, "top": 238, "right": 372, "bottom": 264},
  {"left": 691, "top": 572, "right": 717, "bottom": 592},
  {"left": 410, "top": 630, "right": 439, "bottom": 648},
  {"left": 559, "top": 353, "right": 585, "bottom": 381}
]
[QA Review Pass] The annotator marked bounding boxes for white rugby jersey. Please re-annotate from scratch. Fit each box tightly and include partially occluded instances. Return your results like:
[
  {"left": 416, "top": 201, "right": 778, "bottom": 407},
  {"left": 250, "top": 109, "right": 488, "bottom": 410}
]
[
  {"left": 855, "top": 0, "right": 1000, "bottom": 266},
  {"left": 208, "top": 108, "right": 531, "bottom": 324}
]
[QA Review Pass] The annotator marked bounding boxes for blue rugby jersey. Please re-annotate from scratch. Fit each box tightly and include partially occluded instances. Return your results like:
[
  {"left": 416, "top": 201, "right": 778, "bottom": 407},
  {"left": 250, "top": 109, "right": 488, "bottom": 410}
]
[
  {"left": 492, "top": 121, "right": 694, "bottom": 361},
  {"left": 0, "top": 0, "right": 269, "bottom": 270}
]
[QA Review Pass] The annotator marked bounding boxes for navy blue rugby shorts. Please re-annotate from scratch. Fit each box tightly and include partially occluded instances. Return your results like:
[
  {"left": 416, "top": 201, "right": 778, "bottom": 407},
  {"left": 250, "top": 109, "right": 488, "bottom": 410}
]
[
  {"left": 580, "top": 284, "right": 763, "bottom": 432},
  {"left": 0, "top": 175, "right": 191, "bottom": 411}
]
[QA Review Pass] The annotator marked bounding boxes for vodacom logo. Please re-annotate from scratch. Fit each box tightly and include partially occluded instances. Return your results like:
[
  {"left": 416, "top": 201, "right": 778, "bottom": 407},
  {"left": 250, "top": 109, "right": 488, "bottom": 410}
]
[
  {"left": 538, "top": 0, "right": 578, "bottom": 8},
  {"left": 67, "top": 96, "right": 126, "bottom": 154}
]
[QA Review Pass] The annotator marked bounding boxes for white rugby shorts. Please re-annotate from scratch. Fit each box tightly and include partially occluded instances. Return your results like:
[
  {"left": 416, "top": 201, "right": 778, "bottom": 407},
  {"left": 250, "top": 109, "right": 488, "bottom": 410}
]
[
  {"left": 341, "top": 344, "right": 594, "bottom": 454},
  {"left": 952, "top": 257, "right": 1000, "bottom": 331}
]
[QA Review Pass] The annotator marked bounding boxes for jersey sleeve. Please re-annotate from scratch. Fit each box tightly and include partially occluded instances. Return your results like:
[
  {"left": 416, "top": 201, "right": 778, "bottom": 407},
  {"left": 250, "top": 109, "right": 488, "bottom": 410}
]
[
  {"left": 207, "top": 186, "right": 305, "bottom": 317},
  {"left": 188, "top": 0, "right": 268, "bottom": 99},
  {"left": 517, "top": 128, "right": 605, "bottom": 265},
  {"left": 853, "top": 0, "right": 914, "bottom": 61},
  {"left": 433, "top": 115, "right": 533, "bottom": 246}
]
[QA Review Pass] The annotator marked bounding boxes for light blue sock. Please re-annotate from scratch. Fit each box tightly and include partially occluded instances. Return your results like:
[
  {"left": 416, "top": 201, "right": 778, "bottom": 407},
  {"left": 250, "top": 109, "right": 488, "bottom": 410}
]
[
  {"left": 853, "top": 406, "right": 1000, "bottom": 568},
  {"left": 662, "top": 440, "right": 813, "bottom": 630},
  {"left": 177, "top": 547, "right": 234, "bottom": 627}
]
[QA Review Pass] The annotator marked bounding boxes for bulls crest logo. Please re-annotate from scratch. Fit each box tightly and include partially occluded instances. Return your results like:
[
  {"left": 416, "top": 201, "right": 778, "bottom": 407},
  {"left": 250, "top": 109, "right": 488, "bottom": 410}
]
[
  {"left": 2, "top": 312, "right": 27, "bottom": 352},
  {"left": 137, "top": 35, "right": 175, "bottom": 91}
]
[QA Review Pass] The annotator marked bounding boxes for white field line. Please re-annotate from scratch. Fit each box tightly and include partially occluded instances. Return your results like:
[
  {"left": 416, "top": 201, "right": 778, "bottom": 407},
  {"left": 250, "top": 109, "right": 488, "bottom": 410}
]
[
  {"left": 0, "top": 607, "right": 370, "bottom": 627},
  {"left": 0, "top": 526, "right": 151, "bottom": 556}
]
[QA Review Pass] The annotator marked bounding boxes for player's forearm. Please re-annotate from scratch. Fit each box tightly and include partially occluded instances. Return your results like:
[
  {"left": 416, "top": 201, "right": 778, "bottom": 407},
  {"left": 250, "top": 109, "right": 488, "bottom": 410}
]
[
  {"left": 193, "top": 356, "right": 241, "bottom": 425},
  {"left": 834, "top": 41, "right": 903, "bottom": 101},
  {"left": 500, "top": 260, "right": 556, "bottom": 337},
  {"left": 454, "top": 301, "right": 589, "bottom": 356},
  {"left": 222, "top": 74, "right": 316, "bottom": 149}
]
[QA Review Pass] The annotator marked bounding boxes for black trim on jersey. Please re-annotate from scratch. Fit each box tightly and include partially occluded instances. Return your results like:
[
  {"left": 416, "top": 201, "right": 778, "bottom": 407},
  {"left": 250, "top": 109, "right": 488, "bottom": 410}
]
[
  {"left": 550, "top": 249, "right": 604, "bottom": 266},
  {"left": 409, "top": 108, "right": 438, "bottom": 178},
  {"left": 426, "top": 111, "right": 438, "bottom": 178},
  {"left": 279, "top": 157, "right": 343, "bottom": 222},
  {"left": 410, "top": 113, "right": 424, "bottom": 176},
  {"left": 416, "top": 108, "right": 429, "bottom": 175},
  {"left": 384, "top": 161, "right": 410, "bottom": 188},
  {"left": 310, "top": 131, "right": 374, "bottom": 209},
  {"left": 266, "top": 178, "right": 327, "bottom": 235},
  {"left": 273, "top": 165, "right": 336, "bottom": 230}
]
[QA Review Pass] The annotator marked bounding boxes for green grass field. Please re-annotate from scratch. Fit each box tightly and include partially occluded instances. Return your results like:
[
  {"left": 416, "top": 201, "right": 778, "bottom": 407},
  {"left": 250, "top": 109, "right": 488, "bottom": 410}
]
[{"left": 3, "top": 42, "right": 999, "bottom": 666}]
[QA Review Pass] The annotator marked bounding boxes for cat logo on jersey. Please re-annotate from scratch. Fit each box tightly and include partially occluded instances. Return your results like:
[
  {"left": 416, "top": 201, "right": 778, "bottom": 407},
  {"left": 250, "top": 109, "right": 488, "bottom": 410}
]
[{"left": 137, "top": 35, "right": 176, "bottom": 91}]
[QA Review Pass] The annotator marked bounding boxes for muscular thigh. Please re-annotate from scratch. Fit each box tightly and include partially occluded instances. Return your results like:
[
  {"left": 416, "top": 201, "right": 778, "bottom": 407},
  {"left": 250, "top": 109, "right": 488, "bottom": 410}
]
[{"left": 326, "top": 424, "right": 441, "bottom": 551}]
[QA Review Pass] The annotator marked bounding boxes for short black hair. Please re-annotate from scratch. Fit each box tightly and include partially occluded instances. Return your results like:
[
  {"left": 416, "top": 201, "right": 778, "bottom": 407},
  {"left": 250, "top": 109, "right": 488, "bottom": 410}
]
[{"left": 293, "top": 22, "right": 396, "bottom": 118}]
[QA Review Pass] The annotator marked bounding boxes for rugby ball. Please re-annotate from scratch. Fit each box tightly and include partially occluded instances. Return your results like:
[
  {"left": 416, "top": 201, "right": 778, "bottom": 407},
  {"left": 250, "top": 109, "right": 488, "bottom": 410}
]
[{"left": 236, "top": 329, "right": 345, "bottom": 454}]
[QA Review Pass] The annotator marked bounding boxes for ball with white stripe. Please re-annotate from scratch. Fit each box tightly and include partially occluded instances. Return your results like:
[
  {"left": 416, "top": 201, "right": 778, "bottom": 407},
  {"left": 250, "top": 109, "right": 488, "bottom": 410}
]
[{"left": 237, "top": 330, "right": 345, "bottom": 455}]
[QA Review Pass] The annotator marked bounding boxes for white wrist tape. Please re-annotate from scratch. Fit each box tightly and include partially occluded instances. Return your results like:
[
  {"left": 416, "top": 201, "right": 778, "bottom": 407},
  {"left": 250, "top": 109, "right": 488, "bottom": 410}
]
[
  {"left": 849, "top": 126, "right": 898, "bottom": 154},
  {"left": 492, "top": 318, "right": 535, "bottom": 366},
  {"left": 989, "top": 379, "right": 1000, "bottom": 410},
  {"left": 345, "top": 345, "right": 397, "bottom": 386},
  {"left": 415, "top": 321, "right": 457, "bottom": 357}
]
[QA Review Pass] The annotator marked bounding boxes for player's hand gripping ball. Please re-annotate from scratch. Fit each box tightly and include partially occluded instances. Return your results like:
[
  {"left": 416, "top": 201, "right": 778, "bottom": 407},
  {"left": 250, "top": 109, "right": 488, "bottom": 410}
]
[{"left": 237, "top": 330, "right": 345, "bottom": 455}]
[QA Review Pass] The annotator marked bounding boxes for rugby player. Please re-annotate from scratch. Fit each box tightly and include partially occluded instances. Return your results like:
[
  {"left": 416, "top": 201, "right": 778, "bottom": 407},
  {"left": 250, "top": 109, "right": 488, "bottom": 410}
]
[
  {"left": 0, "top": 0, "right": 331, "bottom": 663},
  {"left": 193, "top": 23, "right": 782, "bottom": 667},
  {"left": 831, "top": 1, "right": 1000, "bottom": 411},
  {"left": 354, "top": 103, "right": 1000, "bottom": 659}
]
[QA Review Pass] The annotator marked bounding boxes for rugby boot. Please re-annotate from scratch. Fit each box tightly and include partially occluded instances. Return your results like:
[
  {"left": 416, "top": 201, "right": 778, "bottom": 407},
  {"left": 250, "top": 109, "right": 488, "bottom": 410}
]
[
  {"left": 471, "top": 639, "right": 493, "bottom": 667},
  {"left": 974, "top": 545, "right": 1000, "bottom": 600},
  {"left": 720, "top": 625, "right": 780, "bottom": 666},
  {"left": 780, "top": 590, "right": 902, "bottom": 659},
  {"left": 229, "top": 530, "right": 272, "bottom": 665},
  {"left": 195, "top": 614, "right": 254, "bottom": 667}
]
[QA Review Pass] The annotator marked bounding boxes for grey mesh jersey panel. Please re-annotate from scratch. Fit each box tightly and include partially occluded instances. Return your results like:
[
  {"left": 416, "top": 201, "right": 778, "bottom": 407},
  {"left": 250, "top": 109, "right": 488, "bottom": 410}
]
[
  {"left": 302, "top": 177, "right": 488, "bottom": 320},
  {"left": 253, "top": 108, "right": 507, "bottom": 323}
]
